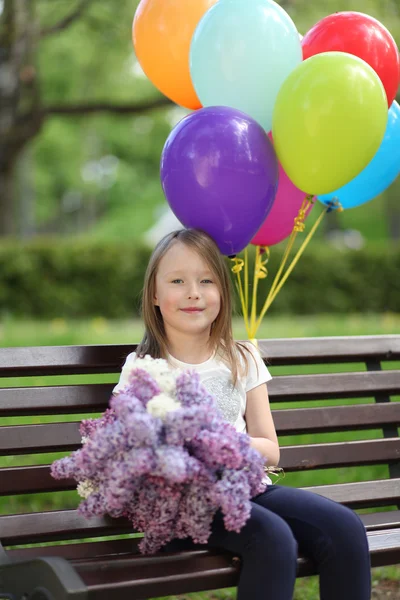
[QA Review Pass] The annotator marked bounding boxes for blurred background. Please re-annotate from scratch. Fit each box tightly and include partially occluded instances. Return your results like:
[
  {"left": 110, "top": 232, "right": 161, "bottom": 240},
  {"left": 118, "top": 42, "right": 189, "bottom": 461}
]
[
  {"left": 0, "top": 1, "right": 399, "bottom": 598},
  {"left": 0, "top": 0, "right": 399, "bottom": 348}
]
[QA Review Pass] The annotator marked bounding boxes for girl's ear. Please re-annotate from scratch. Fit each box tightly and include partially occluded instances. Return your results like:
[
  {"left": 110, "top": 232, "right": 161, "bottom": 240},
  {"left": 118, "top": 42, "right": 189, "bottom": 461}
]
[{"left": 153, "top": 295, "right": 159, "bottom": 306}]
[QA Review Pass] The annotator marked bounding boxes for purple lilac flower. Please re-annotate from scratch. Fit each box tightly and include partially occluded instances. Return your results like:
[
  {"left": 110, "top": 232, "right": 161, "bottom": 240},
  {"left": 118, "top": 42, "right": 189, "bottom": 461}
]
[
  {"left": 164, "top": 404, "right": 219, "bottom": 446},
  {"left": 51, "top": 358, "right": 267, "bottom": 554},
  {"left": 154, "top": 446, "right": 194, "bottom": 484},
  {"left": 175, "top": 482, "right": 218, "bottom": 544},
  {"left": 190, "top": 428, "right": 244, "bottom": 470},
  {"left": 110, "top": 393, "right": 145, "bottom": 420},
  {"left": 122, "top": 412, "right": 162, "bottom": 448},
  {"left": 79, "top": 408, "right": 116, "bottom": 439},
  {"left": 126, "top": 369, "right": 160, "bottom": 405},
  {"left": 51, "top": 451, "right": 85, "bottom": 481},
  {"left": 175, "top": 371, "right": 215, "bottom": 408},
  {"left": 211, "top": 470, "right": 252, "bottom": 532}
]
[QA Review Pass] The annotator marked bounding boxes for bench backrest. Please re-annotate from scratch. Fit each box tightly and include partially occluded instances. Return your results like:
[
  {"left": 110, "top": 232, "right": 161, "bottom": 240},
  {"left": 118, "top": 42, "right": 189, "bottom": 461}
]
[{"left": 1, "top": 335, "right": 399, "bottom": 557}]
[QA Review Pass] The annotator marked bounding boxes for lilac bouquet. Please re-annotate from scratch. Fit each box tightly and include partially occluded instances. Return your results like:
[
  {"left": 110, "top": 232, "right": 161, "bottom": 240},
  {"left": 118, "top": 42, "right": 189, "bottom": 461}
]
[{"left": 51, "top": 356, "right": 266, "bottom": 554}]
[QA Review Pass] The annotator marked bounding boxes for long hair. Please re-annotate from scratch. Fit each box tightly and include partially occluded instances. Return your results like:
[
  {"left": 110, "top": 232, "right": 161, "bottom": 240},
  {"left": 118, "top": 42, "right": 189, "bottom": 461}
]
[{"left": 136, "top": 228, "right": 249, "bottom": 384}]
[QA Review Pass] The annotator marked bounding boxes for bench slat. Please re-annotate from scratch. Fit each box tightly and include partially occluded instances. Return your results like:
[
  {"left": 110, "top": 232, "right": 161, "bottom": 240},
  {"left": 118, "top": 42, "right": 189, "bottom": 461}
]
[
  {"left": 259, "top": 335, "right": 400, "bottom": 365},
  {"left": 2, "top": 401, "right": 399, "bottom": 454},
  {"left": 0, "top": 345, "right": 134, "bottom": 377},
  {"left": 2, "top": 507, "right": 399, "bottom": 548},
  {"left": 0, "top": 336, "right": 399, "bottom": 378},
  {"left": 303, "top": 479, "right": 400, "bottom": 508},
  {"left": 268, "top": 371, "right": 400, "bottom": 401},
  {"left": 281, "top": 438, "right": 400, "bottom": 471},
  {"left": 1, "top": 371, "right": 399, "bottom": 418},
  {"left": 0, "top": 509, "right": 400, "bottom": 546},
  {"left": 4, "top": 531, "right": 398, "bottom": 599},
  {"left": 2, "top": 452, "right": 400, "bottom": 504},
  {"left": 273, "top": 403, "right": 400, "bottom": 434},
  {"left": 2, "top": 479, "right": 400, "bottom": 546},
  {"left": 0, "top": 384, "right": 113, "bottom": 416},
  {"left": 360, "top": 511, "right": 400, "bottom": 530}
]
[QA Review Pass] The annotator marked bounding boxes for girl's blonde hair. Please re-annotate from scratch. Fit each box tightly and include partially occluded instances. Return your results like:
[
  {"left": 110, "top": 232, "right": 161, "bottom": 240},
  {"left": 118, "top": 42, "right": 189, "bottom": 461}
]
[{"left": 136, "top": 228, "right": 250, "bottom": 384}]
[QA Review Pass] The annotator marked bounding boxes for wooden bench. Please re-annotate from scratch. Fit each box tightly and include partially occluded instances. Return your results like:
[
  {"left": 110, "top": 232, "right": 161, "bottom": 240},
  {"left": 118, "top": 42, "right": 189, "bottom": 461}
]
[{"left": 0, "top": 335, "right": 399, "bottom": 599}]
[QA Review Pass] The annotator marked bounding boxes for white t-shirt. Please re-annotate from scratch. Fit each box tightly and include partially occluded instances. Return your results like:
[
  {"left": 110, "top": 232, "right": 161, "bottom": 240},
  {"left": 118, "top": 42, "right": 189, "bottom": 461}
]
[{"left": 113, "top": 342, "right": 272, "bottom": 434}]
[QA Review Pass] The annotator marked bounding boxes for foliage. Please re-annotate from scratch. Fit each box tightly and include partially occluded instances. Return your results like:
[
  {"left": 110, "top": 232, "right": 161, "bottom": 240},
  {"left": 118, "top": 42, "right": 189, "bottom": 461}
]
[
  {"left": 0, "top": 239, "right": 398, "bottom": 318},
  {"left": 6, "top": 0, "right": 398, "bottom": 240}
]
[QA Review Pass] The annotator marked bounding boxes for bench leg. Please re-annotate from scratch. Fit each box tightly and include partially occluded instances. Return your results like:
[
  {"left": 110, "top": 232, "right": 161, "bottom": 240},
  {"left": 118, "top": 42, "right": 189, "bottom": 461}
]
[{"left": 0, "top": 557, "right": 88, "bottom": 600}]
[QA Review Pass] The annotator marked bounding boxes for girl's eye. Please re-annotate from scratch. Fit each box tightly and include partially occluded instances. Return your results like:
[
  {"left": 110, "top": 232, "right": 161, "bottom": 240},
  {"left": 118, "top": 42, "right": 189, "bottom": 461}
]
[
  {"left": 171, "top": 279, "right": 183, "bottom": 284},
  {"left": 201, "top": 279, "right": 213, "bottom": 284}
]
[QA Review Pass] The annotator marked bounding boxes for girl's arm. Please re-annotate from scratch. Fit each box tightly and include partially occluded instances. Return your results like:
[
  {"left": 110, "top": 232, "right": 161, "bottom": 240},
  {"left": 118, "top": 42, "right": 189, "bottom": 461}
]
[{"left": 245, "top": 383, "right": 280, "bottom": 466}]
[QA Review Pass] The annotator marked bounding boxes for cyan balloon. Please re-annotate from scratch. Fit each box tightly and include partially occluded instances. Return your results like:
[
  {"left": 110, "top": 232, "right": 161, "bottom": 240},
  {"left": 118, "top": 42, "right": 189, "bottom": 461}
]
[
  {"left": 319, "top": 101, "right": 400, "bottom": 209},
  {"left": 190, "top": 0, "right": 302, "bottom": 132}
]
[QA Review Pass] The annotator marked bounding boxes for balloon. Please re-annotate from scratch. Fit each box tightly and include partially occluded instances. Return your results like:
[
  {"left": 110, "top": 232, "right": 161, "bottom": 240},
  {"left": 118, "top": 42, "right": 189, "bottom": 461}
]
[
  {"left": 302, "top": 12, "right": 400, "bottom": 107},
  {"left": 160, "top": 106, "right": 279, "bottom": 256},
  {"left": 272, "top": 52, "right": 388, "bottom": 196},
  {"left": 190, "top": 0, "right": 302, "bottom": 132},
  {"left": 251, "top": 137, "right": 313, "bottom": 246},
  {"left": 132, "top": 0, "right": 217, "bottom": 109},
  {"left": 318, "top": 101, "right": 400, "bottom": 210}
]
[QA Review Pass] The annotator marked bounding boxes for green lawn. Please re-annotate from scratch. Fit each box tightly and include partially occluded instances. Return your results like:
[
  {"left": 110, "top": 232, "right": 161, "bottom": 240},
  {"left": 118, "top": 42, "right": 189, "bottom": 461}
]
[
  {"left": 1, "top": 314, "right": 399, "bottom": 599},
  {"left": 0, "top": 313, "right": 399, "bottom": 347}
]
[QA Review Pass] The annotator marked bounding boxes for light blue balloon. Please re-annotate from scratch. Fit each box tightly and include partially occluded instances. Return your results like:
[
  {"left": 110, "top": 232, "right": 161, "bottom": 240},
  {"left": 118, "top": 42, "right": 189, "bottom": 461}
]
[
  {"left": 319, "top": 101, "right": 400, "bottom": 210},
  {"left": 190, "top": 0, "right": 302, "bottom": 132}
]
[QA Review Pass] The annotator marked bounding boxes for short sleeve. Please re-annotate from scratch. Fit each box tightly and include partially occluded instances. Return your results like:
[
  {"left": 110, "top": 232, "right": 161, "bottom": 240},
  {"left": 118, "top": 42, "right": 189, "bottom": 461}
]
[
  {"left": 112, "top": 352, "right": 137, "bottom": 395},
  {"left": 242, "top": 342, "right": 272, "bottom": 392}
]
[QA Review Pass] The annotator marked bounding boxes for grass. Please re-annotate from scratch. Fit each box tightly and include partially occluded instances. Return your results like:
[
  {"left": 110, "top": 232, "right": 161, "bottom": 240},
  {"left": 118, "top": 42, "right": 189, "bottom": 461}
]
[
  {"left": 1, "top": 313, "right": 399, "bottom": 599},
  {"left": 0, "top": 312, "right": 399, "bottom": 347}
]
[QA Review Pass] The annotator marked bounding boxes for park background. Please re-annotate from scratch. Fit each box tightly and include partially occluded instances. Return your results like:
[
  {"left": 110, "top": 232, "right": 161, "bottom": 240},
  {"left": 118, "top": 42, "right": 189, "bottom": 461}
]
[{"left": 1, "top": 0, "right": 399, "bottom": 598}]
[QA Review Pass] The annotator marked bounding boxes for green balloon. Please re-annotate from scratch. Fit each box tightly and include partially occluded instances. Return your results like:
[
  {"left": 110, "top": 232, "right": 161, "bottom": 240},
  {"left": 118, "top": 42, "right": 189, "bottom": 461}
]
[{"left": 272, "top": 52, "right": 388, "bottom": 196}]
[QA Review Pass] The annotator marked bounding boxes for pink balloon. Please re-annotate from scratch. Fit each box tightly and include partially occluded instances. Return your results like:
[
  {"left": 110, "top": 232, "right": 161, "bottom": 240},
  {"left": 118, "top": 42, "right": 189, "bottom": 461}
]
[{"left": 251, "top": 137, "right": 313, "bottom": 246}]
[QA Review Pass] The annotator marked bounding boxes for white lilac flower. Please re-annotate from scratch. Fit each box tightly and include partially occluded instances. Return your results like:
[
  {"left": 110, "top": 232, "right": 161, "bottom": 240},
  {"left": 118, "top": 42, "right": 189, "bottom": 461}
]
[
  {"left": 146, "top": 393, "right": 181, "bottom": 421},
  {"left": 77, "top": 479, "right": 98, "bottom": 499}
]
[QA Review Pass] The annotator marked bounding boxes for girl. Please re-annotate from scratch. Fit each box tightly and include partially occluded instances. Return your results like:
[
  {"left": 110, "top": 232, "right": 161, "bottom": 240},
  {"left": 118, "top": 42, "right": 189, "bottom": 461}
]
[{"left": 114, "top": 228, "right": 371, "bottom": 600}]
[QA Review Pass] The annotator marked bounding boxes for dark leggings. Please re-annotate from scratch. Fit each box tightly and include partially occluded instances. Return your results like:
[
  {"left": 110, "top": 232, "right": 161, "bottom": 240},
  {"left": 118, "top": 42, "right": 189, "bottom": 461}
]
[{"left": 164, "top": 485, "right": 371, "bottom": 600}]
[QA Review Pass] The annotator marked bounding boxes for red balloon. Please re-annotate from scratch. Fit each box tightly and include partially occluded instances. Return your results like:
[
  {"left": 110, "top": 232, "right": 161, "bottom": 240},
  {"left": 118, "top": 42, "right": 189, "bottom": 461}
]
[{"left": 302, "top": 12, "right": 400, "bottom": 107}]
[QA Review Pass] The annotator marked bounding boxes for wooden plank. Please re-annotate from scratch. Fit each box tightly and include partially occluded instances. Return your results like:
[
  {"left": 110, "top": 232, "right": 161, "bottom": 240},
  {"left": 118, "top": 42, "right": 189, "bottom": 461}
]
[
  {"left": 273, "top": 403, "right": 400, "bottom": 435},
  {"left": 360, "top": 511, "right": 400, "bottom": 530},
  {"left": 0, "top": 510, "right": 132, "bottom": 545},
  {"left": 6, "top": 538, "right": 141, "bottom": 562},
  {"left": 303, "top": 479, "right": 400, "bottom": 508},
  {"left": 268, "top": 371, "right": 400, "bottom": 402},
  {"left": 1, "top": 372, "right": 399, "bottom": 418},
  {"left": 1, "top": 424, "right": 399, "bottom": 470},
  {"left": 0, "top": 336, "right": 399, "bottom": 378},
  {"left": 0, "top": 384, "right": 113, "bottom": 417},
  {"left": 258, "top": 335, "right": 400, "bottom": 365},
  {"left": 3, "top": 460, "right": 400, "bottom": 501},
  {"left": 0, "top": 464, "right": 76, "bottom": 495},
  {"left": 367, "top": 529, "right": 400, "bottom": 568},
  {"left": 280, "top": 438, "right": 400, "bottom": 471},
  {"left": 0, "top": 422, "right": 81, "bottom": 454},
  {"left": 0, "top": 345, "right": 135, "bottom": 377}
]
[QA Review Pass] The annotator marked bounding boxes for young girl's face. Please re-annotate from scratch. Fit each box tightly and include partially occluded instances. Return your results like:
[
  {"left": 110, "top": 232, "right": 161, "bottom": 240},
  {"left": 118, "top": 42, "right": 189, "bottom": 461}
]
[{"left": 154, "top": 241, "right": 221, "bottom": 339}]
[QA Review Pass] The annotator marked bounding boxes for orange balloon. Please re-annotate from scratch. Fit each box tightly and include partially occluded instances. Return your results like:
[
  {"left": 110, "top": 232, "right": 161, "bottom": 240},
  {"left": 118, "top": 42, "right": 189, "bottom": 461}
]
[{"left": 133, "top": 0, "right": 218, "bottom": 109}]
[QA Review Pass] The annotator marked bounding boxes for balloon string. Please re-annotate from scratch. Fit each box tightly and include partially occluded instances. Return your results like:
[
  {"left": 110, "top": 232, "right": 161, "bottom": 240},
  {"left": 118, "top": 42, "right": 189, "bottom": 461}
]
[
  {"left": 231, "top": 257, "right": 250, "bottom": 334},
  {"left": 244, "top": 246, "right": 249, "bottom": 317},
  {"left": 254, "top": 203, "right": 329, "bottom": 332},
  {"left": 248, "top": 246, "right": 269, "bottom": 339},
  {"left": 267, "top": 194, "right": 314, "bottom": 303}
]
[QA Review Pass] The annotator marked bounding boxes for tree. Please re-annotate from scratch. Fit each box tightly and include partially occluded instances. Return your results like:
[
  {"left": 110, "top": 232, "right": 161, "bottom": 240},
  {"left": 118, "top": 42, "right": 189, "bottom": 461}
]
[
  {"left": 0, "top": 0, "right": 399, "bottom": 239},
  {"left": 0, "top": 0, "right": 171, "bottom": 235}
]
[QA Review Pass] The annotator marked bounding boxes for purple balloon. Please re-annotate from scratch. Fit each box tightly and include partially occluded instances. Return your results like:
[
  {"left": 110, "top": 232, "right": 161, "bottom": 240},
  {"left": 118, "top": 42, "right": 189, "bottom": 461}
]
[{"left": 160, "top": 106, "right": 278, "bottom": 255}]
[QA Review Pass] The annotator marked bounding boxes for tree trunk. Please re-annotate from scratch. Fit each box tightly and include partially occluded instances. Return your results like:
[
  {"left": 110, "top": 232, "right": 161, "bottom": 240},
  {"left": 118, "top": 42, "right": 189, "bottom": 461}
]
[
  {"left": 0, "top": 0, "right": 42, "bottom": 236},
  {"left": 0, "top": 161, "right": 15, "bottom": 234}
]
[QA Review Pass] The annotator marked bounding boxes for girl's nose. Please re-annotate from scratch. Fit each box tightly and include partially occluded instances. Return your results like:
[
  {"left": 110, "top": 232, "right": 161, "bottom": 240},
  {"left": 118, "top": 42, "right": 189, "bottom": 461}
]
[{"left": 187, "top": 284, "right": 200, "bottom": 299}]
